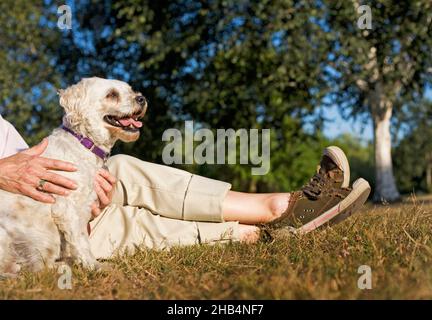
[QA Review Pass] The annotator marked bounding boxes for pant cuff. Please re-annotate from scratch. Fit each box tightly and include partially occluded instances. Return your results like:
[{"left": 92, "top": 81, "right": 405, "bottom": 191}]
[
  {"left": 183, "top": 175, "right": 231, "bottom": 222},
  {"left": 196, "top": 221, "right": 240, "bottom": 244}
]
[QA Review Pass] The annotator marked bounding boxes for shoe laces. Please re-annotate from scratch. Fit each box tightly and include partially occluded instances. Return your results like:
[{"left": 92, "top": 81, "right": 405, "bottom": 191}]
[{"left": 301, "top": 172, "right": 327, "bottom": 200}]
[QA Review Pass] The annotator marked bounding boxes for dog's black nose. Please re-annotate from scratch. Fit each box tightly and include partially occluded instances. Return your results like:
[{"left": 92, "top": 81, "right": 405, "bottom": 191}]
[{"left": 135, "top": 95, "right": 147, "bottom": 106}]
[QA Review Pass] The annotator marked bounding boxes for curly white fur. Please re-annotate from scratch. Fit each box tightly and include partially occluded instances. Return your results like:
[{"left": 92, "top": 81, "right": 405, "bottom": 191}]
[{"left": 0, "top": 77, "right": 146, "bottom": 276}]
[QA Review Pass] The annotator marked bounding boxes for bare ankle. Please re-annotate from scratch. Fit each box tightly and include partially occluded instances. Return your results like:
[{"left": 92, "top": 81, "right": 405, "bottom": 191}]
[
  {"left": 238, "top": 225, "right": 261, "bottom": 243},
  {"left": 266, "top": 194, "right": 290, "bottom": 222}
]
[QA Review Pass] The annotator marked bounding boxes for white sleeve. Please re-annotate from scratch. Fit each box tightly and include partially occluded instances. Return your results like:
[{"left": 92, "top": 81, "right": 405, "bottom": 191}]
[{"left": 0, "top": 114, "right": 29, "bottom": 158}]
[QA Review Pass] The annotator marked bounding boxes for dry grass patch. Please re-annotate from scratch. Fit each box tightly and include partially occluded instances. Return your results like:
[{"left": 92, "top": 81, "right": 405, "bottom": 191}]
[{"left": 1, "top": 196, "right": 432, "bottom": 299}]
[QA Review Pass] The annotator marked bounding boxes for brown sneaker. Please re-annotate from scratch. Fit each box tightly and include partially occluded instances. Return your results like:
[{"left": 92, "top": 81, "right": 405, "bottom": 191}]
[
  {"left": 264, "top": 179, "right": 370, "bottom": 240},
  {"left": 296, "top": 178, "right": 370, "bottom": 233},
  {"left": 318, "top": 146, "right": 350, "bottom": 189},
  {"left": 268, "top": 147, "right": 370, "bottom": 233}
]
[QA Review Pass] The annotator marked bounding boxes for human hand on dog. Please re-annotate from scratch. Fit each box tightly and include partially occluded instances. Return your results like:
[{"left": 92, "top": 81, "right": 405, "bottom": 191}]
[
  {"left": 91, "top": 169, "right": 116, "bottom": 218},
  {"left": 0, "top": 138, "right": 78, "bottom": 203}
]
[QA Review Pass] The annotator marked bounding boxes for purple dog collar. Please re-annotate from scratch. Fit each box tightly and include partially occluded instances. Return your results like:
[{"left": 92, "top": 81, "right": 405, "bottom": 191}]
[{"left": 61, "top": 125, "right": 109, "bottom": 161}]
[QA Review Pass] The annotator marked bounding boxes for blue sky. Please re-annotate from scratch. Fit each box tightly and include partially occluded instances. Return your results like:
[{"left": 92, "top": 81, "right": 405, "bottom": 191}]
[
  {"left": 323, "top": 88, "right": 432, "bottom": 142},
  {"left": 323, "top": 105, "right": 373, "bottom": 141}
]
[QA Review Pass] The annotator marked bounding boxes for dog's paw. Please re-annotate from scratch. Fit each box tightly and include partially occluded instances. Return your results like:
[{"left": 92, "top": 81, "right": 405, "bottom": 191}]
[
  {"left": 0, "top": 263, "right": 21, "bottom": 280},
  {"left": 98, "top": 261, "right": 115, "bottom": 272},
  {"left": 81, "top": 259, "right": 101, "bottom": 271},
  {"left": 73, "top": 254, "right": 100, "bottom": 270},
  {"left": 0, "top": 263, "right": 21, "bottom": 279},
  {"left": 0, "top": 273, "right": 17, "bottom": 280}
]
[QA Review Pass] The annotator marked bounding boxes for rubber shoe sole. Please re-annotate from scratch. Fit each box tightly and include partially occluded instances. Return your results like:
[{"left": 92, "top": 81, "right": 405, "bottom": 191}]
[
  {"left": 323, "top": 146, "right": 350, "bottom": 188},
  {"left": 295, "top": 178, "right": 371, "bottom": 234}
]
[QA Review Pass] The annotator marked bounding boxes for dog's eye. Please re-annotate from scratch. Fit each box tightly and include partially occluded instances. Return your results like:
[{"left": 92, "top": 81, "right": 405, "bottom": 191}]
[{"left": 106, "top": 90, "right": 119, "bottom": 100}]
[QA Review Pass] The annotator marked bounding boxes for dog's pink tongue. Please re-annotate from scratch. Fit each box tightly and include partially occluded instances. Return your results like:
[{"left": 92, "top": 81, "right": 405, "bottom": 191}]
[{"left": 118, "top": 118, "right": 143, "bottom": 128}]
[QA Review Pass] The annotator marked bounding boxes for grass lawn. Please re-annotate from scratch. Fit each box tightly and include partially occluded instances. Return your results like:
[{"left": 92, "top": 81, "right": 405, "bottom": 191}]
[{"left": 1, "top": 195, "right": 432, "bottom": 299}]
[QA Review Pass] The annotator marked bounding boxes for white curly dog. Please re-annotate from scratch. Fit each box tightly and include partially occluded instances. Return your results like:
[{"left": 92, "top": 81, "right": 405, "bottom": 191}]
[{"left": 0, "top": 77, "right": 147, "bottom": 277}]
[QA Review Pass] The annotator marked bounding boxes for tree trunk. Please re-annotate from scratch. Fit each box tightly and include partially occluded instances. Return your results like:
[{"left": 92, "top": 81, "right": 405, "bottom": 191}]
[{"left": 372, "top": 105, "right": 401, "bottom": 202}]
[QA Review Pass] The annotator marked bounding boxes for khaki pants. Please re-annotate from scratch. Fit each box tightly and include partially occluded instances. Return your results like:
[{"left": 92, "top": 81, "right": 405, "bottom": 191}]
[{"left": 89, "top": 155, "right": 240, "bottom": 259}]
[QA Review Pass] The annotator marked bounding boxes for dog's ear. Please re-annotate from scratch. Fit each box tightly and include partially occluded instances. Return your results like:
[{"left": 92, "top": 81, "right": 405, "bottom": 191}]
[
  {"left": 59, "top": 80, "right": 88, "bottom": 127},
  {"left": 58, "top": 81, "right": 87, "bottom": 113}
]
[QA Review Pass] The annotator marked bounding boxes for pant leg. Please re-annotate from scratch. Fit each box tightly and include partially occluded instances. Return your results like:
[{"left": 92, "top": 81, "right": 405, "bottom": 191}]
[
  {"left": 88, "top": 204, "right": 240, "bottom": 259},
  {"left": 106, "top": 154, "right": 231, "bottom": 222}
]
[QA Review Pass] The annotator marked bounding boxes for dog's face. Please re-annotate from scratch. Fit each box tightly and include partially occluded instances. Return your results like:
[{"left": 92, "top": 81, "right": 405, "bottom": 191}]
[{"left": 59, "top": 77, "right": 147, "bottom": 148}]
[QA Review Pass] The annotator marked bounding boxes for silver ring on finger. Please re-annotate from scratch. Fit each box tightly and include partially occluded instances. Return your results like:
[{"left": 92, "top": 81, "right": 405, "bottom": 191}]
[{"left": 36, "top": 179, "right": 48, "bottom": 191}]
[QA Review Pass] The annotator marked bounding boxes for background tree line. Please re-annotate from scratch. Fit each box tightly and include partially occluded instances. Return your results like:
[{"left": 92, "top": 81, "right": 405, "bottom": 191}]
[{"left": 0, "top": 0, "right": 431, "bottom": 200}]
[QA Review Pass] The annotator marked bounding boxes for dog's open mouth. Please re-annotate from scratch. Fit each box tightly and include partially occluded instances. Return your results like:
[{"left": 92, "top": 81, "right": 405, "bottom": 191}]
[{"left": 104, "top": 113, "right": 143, "bottom": 132}]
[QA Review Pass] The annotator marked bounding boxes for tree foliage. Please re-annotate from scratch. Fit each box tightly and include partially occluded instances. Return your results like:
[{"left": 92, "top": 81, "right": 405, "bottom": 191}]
[
  {"left": 394, "top": 101, "right": 432, "bottom": 193},
  {"left": 0, "top": 0, "right": 62, "bottom": 144},
  {"left": 323, "top": 0, "right": 432, "bottom": 201},
  {"left": 55, "top": 0, "right": 333, "bottom": 191},
  {"left": 0, "top": 0, "right": 431, "bottom": 195}
]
